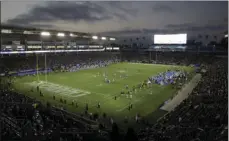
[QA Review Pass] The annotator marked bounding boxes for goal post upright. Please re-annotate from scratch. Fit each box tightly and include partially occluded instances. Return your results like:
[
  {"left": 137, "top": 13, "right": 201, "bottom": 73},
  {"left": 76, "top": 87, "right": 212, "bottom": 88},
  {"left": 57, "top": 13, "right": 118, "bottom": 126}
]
[
  {"left": 45, "top": 53, "right": 48, "bottom": 83},
  {"left": 36, "top": 54, "right": 40, "bottom": 82},
  {"left": 149, "top": 51, "right": 151, "bottom": 62}
]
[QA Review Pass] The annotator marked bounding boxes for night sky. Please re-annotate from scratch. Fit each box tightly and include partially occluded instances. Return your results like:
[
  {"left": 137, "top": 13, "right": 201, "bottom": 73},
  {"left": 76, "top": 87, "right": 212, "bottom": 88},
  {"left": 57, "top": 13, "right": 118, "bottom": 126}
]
[{"left": 1, "top": 1, "right": 228, "bottom": 40}]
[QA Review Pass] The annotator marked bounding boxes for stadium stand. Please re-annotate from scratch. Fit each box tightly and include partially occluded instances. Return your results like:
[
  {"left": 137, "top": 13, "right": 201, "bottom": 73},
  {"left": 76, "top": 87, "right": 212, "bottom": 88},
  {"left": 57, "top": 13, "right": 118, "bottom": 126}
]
[
  {"left": 1, "top": 89, "right": 110, "bottom": 141},
  {"left": 138, "top": 58, "right": 228, "bottom": 141},
  {"left": 0, "top": 26, "right": 228, "bottom": 141},
  {"left": 1, "top": 51, "right": 227, "bottom": 141}
]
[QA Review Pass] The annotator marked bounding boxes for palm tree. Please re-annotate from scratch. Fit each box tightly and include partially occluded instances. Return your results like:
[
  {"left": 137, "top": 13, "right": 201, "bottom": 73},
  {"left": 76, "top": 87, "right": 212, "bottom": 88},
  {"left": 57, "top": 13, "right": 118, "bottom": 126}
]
[
  {"left": 214, "top": 35, "right": 217, "bottom": 42},
  {"left": 205, "top": 35, "right": 209, "bottom": 46},
  {"left": 197, "top": 34, "right": 202, "bottom": 44},
  {"left": 130, "top": 38, "right": 133, "bottom": 48},
  {"left": 123, "top": 40, "right": 126, "bottom": 46}
]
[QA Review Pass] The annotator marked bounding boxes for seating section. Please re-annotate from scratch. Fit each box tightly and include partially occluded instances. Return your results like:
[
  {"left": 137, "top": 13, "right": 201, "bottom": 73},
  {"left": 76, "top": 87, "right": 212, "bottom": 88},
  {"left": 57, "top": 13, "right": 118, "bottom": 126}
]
[{"left": 0, "top": 52, "right": 227, "bottom": 141}]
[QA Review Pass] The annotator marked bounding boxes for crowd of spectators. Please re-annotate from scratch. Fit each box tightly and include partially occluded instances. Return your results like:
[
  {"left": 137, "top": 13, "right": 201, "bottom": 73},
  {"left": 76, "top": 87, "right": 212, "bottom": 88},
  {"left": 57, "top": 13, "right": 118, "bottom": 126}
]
[
  {"left": 0, "top": 52, "right": 119, "bottom": 74},
  {"left": 0, "top": 51, "right": 227, "bottom": 141},
  {"left": 138, "top": 58, "right": 227, "bottom": 141},
  {"left": 0, "top": 88, "right": 112, "bottom": 141}
]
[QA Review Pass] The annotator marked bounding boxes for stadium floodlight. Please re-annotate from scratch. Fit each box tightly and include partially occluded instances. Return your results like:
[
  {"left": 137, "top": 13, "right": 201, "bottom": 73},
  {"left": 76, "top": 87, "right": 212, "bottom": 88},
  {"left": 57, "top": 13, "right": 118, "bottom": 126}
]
[
  {"left": 101, "top": 37, "right": 107, "bottom": 40},
  {"left": 113, "top": 47, "right": 120, "bottom": 50},
  {"left": 1, "top": 29, "right": 12, "bottom": 33},
  {"left": 109, "top": 38, "right": 116, "bottom": 41},
  {"left": 41, "top": 32, "right": 50, "bottom": 36},
  {"left": 24, "top": 31, "right": 33, "bottom": 34},
  {"left": 57, "top": 33, "right": 65, "bottom": 37},
  {"left": 92, "top": 36, "right": 98, "bottom": 40},
  {"left": 70, "top": 33, "right": 78, "bottom": 37}
]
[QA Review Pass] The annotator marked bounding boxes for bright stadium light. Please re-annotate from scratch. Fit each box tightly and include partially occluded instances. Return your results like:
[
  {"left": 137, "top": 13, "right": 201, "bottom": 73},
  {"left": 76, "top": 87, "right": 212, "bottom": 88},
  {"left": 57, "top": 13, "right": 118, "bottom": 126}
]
[
  {"left": 225, "top": 34, "right": 228, "bottom": 38},
  {"left": 109, "top": 38, "right": 116, "bottom": 41},
  {"left": 70, "top": 33, "right": 73, "bottom": 36},
  {"left": 1, "top": 29, "right": 12, "bottom": 33},
  {"left": 101, "top": 37, "right": 107, "bottom": 40},
  {"left": 23, "top": 31, "right": 33, "bottom": 34},
  {"left": 41, "top": 32, "right": 50, "bottom": 36},
  {"left": 92, "top": 36, "right": 98, "bottom": 40},
  {"left": 113, "top": 47, "right": 120, "bottom": 50},
  {"left": 70, "top": 33, "right": 78, "bottom": 37},
  {"left": 57, "top": 33, "right": 65, "bottom": 37}
]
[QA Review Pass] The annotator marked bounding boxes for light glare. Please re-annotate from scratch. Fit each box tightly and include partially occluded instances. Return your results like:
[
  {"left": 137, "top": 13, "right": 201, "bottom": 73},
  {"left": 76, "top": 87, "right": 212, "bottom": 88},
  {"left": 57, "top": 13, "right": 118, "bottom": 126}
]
[
  {"left": 101, "top": 37, "right": 107, "bottom": 40},
  {"left": 92, "top": 36, "right": 98, "bottom": 40},
  {"left": 57, "top": 33, "right": 65, "bottom": 37},
  {"left": 109, "top": 38, "right": 116, "bottom": 41},
  {"left": 41, "top": 32, "right": 50, "bottom": 36}
]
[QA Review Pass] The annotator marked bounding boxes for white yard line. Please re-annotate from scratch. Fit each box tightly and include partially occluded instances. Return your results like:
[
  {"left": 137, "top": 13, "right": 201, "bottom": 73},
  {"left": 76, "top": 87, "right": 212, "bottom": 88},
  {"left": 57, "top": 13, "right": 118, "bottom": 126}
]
[
  {"left": 71, "top": 93, "right": 90, "bottom": 98},
  {"left": 25, "top": 81, "right": 91, "bottom": 98}
]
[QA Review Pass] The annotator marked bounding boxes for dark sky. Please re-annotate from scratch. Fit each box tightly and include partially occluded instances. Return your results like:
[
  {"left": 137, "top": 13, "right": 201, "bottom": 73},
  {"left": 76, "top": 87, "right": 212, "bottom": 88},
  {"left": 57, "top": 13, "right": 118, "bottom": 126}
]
[{"left": 1, "top": 1, "right": 228, "bottom": 39}]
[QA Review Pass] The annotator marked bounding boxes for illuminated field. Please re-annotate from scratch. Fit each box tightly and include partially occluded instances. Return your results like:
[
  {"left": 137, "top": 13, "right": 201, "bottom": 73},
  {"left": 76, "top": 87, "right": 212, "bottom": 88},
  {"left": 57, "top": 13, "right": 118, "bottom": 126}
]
[{"left": 13, "top": 63, "right": 194, "bottom": 124}]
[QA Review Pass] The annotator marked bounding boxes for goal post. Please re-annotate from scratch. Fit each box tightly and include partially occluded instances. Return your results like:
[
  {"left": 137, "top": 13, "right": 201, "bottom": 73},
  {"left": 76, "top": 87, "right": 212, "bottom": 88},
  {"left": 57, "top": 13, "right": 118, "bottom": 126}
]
[
  {"left": 36, "top": 54, "right": 40, "bottom": 82},
  {"left": 45, "top": 53, "right": 48, "bottom": 83}
]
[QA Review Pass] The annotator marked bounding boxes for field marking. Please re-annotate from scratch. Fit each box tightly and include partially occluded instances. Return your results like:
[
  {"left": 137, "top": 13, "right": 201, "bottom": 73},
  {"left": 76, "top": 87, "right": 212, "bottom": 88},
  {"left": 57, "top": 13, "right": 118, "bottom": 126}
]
[
  {"left": 117, "top": 70, "right": 127, "bottom": 73},
  {"left": 25, "top": 81, "right": 90, "bottom": 98},
  {"left": 25, "top": 81, "right": 117, "bottom": 104},
  {"left": 96, "top": 83, "right": 103, "bottom": 87},
  {"left": 71, "top": 93, "right": 89, "bottom": 98}
]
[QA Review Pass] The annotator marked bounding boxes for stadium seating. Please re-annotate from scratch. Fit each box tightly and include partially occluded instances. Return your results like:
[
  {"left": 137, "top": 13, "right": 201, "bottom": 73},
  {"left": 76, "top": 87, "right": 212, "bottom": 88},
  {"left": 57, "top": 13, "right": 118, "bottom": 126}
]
[
  {"left": 137, "top": 58, "right": 227, "bottom": 141},
  {"left": 0, "top": 51, "right": 227, "bottom": 141}
]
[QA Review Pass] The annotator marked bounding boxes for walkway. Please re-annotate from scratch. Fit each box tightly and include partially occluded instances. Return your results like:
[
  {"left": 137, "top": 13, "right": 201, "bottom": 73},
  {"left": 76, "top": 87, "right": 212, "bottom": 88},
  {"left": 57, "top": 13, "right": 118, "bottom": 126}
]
[{"left": 160, "top": 73, "right": 202, "bottom": 112}]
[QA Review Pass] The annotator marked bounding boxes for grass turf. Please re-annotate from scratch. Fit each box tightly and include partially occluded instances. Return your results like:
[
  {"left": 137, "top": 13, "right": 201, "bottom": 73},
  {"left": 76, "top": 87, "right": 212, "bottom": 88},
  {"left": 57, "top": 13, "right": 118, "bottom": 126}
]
[{"left": 12, "top": 62, "right": 194, "bottom": 125}]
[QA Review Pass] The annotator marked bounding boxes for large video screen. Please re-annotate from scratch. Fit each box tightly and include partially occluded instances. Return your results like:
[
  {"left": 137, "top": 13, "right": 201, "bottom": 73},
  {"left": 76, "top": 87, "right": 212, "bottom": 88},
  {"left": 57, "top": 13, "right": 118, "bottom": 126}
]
[{"left": 154, "top": 34, "right": 187, "bottom": 44}]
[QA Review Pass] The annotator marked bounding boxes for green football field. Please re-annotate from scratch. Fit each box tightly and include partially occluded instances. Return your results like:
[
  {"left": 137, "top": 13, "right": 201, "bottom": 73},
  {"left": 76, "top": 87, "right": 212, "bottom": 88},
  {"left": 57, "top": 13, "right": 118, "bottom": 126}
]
[{"left": 12, "top": 62, "right": 194, "bottom": 125}]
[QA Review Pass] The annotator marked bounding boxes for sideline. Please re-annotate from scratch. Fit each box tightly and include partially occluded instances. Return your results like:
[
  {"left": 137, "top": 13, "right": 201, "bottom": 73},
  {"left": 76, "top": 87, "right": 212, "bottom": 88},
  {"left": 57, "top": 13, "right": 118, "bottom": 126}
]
[{"left": 160, "top": 73, "right": 202, "bottom": 112}]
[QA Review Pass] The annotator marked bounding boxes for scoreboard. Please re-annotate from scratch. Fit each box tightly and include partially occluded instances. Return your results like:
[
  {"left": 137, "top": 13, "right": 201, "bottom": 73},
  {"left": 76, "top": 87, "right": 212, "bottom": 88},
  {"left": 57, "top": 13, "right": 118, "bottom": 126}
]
[{"left": 154, "top": 34, "right": 187, "bottom": 44}]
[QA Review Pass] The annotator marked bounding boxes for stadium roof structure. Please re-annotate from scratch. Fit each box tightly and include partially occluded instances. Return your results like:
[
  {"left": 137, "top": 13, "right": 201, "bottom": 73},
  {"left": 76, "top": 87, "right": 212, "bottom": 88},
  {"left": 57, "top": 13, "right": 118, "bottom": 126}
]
[{"left": 1, "top": 24, "right": 117, "bottom": 41}]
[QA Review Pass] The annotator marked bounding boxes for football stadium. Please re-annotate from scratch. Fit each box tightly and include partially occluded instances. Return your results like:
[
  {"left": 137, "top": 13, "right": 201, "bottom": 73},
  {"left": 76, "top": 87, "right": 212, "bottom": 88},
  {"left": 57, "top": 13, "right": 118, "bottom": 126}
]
[
  {"left": 12, "top": 62, "right": 194, "bottom": 120},
  {"left": 1, "top": 4, "right": 228, "bottom": 140},
  {"left": 1, "top": 26, "right": 196, "bottom": 125}
]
